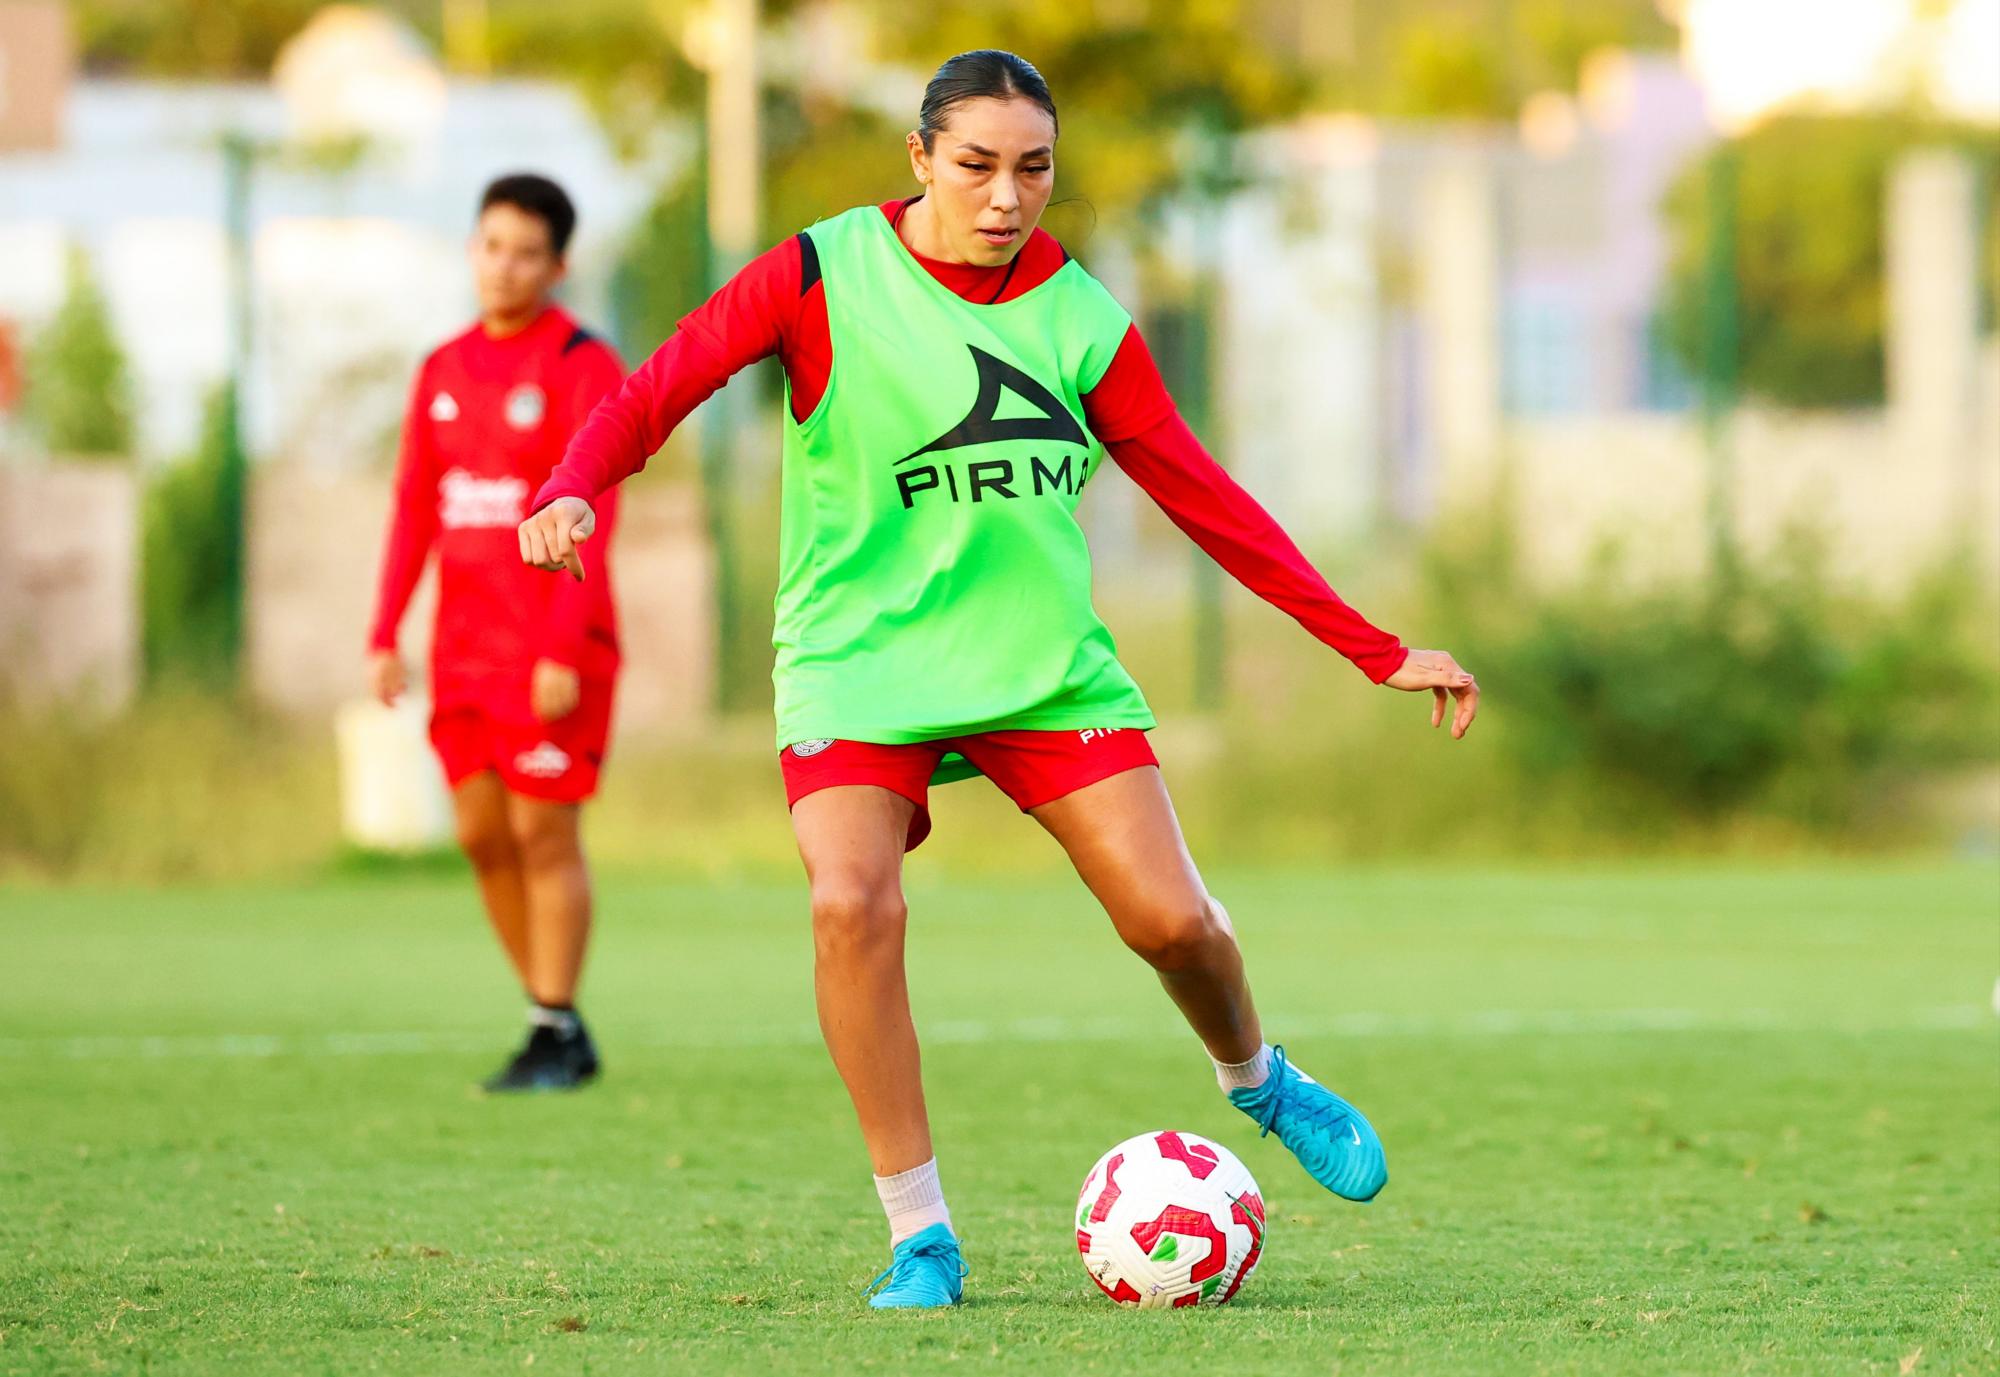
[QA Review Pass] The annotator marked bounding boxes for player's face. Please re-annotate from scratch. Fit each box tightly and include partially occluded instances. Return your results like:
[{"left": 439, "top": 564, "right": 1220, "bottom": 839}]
[
  {"left": 908, "top": 97, "right": 1056, "bottom": 267},
  {"left": 470, "top": 203, "right": 565, "bottom": 324}
]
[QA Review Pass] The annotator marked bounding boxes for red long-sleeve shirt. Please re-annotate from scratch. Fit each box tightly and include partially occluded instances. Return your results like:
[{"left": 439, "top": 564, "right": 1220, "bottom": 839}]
[
  {"left": 537, "top": 200, "right": 1408, "bottom": 683},
  {"left": 371, "top": 305, "right": 625, "bottom": 698}
]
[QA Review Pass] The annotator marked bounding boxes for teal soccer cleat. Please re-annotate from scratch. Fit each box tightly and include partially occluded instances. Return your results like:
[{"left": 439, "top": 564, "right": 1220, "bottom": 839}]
[
  {"left": 863, "top": 1223, "right": 967, "bottom": 1309},
  {"left": 1229, "top": 1045, "right": 1388, "bottom": 1202}
]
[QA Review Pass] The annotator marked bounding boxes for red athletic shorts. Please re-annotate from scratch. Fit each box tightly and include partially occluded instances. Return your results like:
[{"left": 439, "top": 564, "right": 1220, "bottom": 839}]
[
  {"left": 779, "top": 728, "right": 1157, "bottom": 851},
  {"left": 429, "top": 677, "right": 615, "bottom": 804}
]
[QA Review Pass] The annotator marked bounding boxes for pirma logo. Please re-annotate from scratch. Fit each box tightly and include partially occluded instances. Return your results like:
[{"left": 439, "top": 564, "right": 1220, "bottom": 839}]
[
  {"left": 895, "top": 345, "right": 1092, "bottom": 510},
  {"left": 429, "top": 391, "right": 460, "bottom": 422},
  {"left": 902, "top": 345, "right": 1086, "bottom": 460}
]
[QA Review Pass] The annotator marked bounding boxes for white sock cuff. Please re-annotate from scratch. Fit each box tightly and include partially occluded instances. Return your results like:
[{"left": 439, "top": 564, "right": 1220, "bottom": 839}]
[
  {"left": 1213, "top": 1042, "right": 1273, "bottom": 1092},
  {"left": 873, "top": 1157, "right": 945, "bottom": 1214},
  {"left": 874, "top": 1158, "right": 952, "bottom": 1245},
  {"left": 529, "top": 1004, "right": 580, "bottom": 1035}
]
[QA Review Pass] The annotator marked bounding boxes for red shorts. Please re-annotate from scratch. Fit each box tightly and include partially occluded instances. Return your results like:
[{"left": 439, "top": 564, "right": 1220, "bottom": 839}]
[
  {"left": 779, "top": 728, "right": 1157, "bottom": 851},
  {"left": 430, "top": 678, "right": 615, "bottom": 804}
]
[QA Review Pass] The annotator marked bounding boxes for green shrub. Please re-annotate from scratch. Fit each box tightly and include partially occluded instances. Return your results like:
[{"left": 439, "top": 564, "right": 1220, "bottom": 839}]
[
  {"left": 141, "top": 385, "right": 245, "bottom": 684},
  {"left": 23, "top": 247, "right": 134, "bottom": 457},
  {"left": 1443, "top": 537, "right": 1999, "bottom": 828}
]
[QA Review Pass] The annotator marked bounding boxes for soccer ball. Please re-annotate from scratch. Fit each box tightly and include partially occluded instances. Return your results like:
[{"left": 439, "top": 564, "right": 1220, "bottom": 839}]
[{"left": 1074, "top": 1129, "right": 1266, "bottom": 1308}]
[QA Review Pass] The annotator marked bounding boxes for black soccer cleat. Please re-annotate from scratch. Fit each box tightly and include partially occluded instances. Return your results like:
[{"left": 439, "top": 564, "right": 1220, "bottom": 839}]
[{"left": 481, "top": 1020, "right": 601, "bottom": 1093}]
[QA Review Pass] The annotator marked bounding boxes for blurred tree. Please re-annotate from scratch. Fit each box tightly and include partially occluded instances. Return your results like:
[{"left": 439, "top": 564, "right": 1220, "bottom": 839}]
[
  {"left": 1385, "top": 25, "right": 1507, "bottom": 118},
  {"left": 75, "top": 0, "right": 392, "bottom": 75},
  {"left": 859, "top": 0, "right": 1306, "bottom": 228},
  {"left": 23, "top": 248, "right": 135, "bottom": 459},
  {"left": 610, "top": 161, "right": 710, "bottom": 368},
  {"left": 72, "top": 0, "right": 1679, "bottom": 175},
  {"left": 141, "top": 385, "right": 245, "bottom": 686},
  {"left": 1661, "top": 115, "right": 2000, "bottom": 410}
]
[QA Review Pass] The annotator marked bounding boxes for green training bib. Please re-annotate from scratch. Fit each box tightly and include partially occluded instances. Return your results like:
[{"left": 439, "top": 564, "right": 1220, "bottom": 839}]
[{"left": 771, "top": 205, "right": 1155, "bottom": 752}]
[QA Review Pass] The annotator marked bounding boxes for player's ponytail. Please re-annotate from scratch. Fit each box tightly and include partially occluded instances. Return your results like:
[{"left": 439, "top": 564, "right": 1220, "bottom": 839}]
[{"left": 918, "top": 50, "right": 1058, "bottom": 153}]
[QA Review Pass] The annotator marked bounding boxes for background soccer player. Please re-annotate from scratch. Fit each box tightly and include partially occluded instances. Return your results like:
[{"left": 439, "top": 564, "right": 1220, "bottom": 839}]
[{"left": 367, "top": 173, "right": 626, "bottom": 1092}]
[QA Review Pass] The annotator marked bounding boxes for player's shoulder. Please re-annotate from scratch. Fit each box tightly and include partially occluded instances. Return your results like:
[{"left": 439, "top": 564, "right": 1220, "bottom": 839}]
[
  {"left": 419, "top": 320, "right": 485, "bottom": 376},
  {"left": 548, "top": 310, "right": 625, "bottom": 374},
  {"left": 1041, "top": 236, "right": 1128, "bottom": 318},
  {"left": 1024, "top": 225, "right": 1071, "bottom": 274}
]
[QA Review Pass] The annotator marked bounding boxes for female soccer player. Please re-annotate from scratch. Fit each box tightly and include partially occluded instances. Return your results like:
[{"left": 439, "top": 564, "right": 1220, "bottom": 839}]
[
  {"left": 371, "top": 174, "right": 625, "bottom": 1093},
  {"left": 520, "top": 52, "right": 1478, "bottom": 1305}
]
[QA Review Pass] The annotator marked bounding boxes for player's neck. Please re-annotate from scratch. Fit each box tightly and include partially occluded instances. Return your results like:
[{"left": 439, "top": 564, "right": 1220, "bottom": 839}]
[
  {"left": 897, "top": 196, "right": 1000, "bottom": 270},
  {"left": 480, "top": 302, "right": 550, "bottom": 340}
]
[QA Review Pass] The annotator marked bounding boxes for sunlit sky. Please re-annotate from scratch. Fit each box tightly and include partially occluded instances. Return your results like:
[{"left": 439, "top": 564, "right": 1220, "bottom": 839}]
[{"left": 1680, "top": 0, "right": 2000, "bottom": 129}]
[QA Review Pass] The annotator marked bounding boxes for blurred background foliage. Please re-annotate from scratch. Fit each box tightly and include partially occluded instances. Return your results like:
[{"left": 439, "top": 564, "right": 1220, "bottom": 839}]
[
  {"left": 69, "top": 0, "right": 1673, "bottom": 234},
  {"left": 1662, "top": 114, "right": 2000, "bottom": 408},
  {"left": 141, "top": 386, "right": 247, "bottom": 687},
  {"left": 13, "top": 0, "right": 1989, "bottom": 885},
  {"left": 21, "top": 248, "right": 134, "bottom": 458},
  {"left": 9, "top": 516, "right": 1994, "bottom": 883}
]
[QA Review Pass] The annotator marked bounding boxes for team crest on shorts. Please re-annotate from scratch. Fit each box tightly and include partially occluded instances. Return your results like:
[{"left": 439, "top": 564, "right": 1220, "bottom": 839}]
[
  {"left": 504, "top": 384, "right": 546, "bottom": 431},
  {"left": 790, "top": 739, "right": 835, "bottom": 758},
  {"left": 514, "top": 741, "right": 572, "bottom": 778}
]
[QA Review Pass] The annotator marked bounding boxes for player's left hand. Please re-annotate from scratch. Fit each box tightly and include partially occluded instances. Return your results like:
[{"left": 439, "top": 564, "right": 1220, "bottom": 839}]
[
  {"left": 531, "top": 658, "right": 581, "bottom": 723},
  {"left": 1383, "top": 648, "right": 1480, "bottom": 739}
]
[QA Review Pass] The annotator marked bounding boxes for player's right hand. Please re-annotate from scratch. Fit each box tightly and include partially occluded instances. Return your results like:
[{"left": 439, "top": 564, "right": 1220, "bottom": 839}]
[
  {"left": 1383, "top": 648, "right": 1480, "bottom": 739},
  {"left": 518, "top": 496, "right": 596, "bottom": 582},
  {"left": 367, "top": 649, "right": 407, "bottom": 706}
]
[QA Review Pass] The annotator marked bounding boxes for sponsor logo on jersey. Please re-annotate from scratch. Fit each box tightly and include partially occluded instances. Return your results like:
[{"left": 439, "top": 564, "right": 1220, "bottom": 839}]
[
  {"left": 438, "top": 468, "right": 529, "bottom": 529},
  {"left": 429, "top": 391, "right": 460, "bottom": 422},
  {"left": 790, "top": 738, "right": 836, "bottom": 758},
  {"left": 894, "top": 345, "right": 1091, "bottom": 510},
  {"left": 514, "top": 741, "right": 573, "bottom": 779},
  {"left": 504, "top": 384, "right": 546, "bottom": 431}
]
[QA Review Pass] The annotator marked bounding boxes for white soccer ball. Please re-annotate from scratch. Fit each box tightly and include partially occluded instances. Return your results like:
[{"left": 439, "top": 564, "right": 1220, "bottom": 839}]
[{"left": 1074, "top": 1129, "right": 1267, "bottom": 1308}]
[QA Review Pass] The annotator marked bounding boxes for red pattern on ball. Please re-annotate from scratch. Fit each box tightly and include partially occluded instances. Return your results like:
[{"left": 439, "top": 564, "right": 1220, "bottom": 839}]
[
  {"left": 1130, "top": 1205, "right": 1230, "bottom": 1285},
  {"left": 1153, "top": 1130, "right": 1221, "bottom": 1180}
]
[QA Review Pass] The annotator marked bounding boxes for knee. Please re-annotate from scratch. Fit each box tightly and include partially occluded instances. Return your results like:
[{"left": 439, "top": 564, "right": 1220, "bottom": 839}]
[
  {"left": 811, "top": 881, "right": 907, "bottom": 965},
  {"left": 1123, "top": 893, "right": 1233, "bottom": 971},
  {"left": 510, "top": 810, "right": 580, "bottom": 871},
  {"left": 456, "top": 815, "right": 516, "bottom": 873}
]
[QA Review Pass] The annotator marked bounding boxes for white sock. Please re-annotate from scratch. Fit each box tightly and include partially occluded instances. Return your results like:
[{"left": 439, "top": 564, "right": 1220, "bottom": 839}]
[
  {"left": 1213, "top": 1042, "right": 1273, "bottom": 1093},
  {"left": 529, "top": 1003, "right": 580, "bottom": 1038},
  {"left": 874, "top": 1158, "right": 952, "bottom": 1245}
]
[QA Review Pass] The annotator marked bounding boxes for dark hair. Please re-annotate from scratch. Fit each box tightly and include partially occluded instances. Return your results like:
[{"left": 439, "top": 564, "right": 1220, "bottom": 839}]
[
  {"left": 918, "top": 50, "right": 1057, "bottom": 153},
  {"left": 478, "top": 173, "right": 577, "bottom": 256}
]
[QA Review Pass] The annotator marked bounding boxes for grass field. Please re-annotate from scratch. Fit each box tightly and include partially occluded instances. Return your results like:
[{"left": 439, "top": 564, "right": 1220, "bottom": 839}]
[{"left": 2, "top": 862, "right": 1995, "bottom": 1375}]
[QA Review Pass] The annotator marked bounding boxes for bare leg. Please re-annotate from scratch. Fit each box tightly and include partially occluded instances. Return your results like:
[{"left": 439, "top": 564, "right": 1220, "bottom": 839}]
[
  {"left": 505, "top": 794, "right": 591, "bottom": 1008},
  {"left": 792, "top": 786, "right": 933, "bottom": 1177},
  {"left": 451, "top": 773, "right": 531, "bottom": 988},
  {"left": 1031, "top": 766, "right": 1262, "bottom": 1064}
]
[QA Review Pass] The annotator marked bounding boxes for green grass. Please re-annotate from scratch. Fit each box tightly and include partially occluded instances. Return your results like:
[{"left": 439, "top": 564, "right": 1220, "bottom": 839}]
[{"left": 2, "top": 863, "right": 1996, "bottom": 1374}]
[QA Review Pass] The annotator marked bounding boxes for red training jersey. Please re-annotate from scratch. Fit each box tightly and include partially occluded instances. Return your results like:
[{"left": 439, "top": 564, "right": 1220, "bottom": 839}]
[
  {"left": 370, "top": 304, "right": 625, "bottom": 696},
  {"left": 539, "top": 200, "right": 1407, "bottom": 683}
]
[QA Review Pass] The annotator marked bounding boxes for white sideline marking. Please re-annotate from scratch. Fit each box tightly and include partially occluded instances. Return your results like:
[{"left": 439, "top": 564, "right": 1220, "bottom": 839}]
[{"left": 0, "top": 1005, "right": 1986, "bottom": 1063}]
